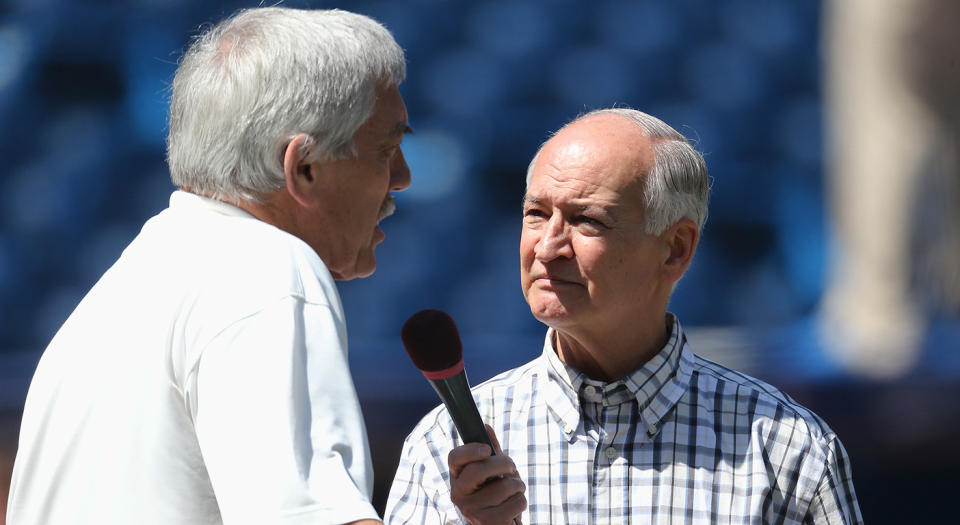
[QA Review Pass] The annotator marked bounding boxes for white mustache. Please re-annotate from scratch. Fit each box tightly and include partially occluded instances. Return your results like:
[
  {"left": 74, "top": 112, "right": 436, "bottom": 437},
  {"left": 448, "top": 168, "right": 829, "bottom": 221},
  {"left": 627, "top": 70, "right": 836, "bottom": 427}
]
[{"left": 378, "top": 195, "right": 396, "bottom": 222}]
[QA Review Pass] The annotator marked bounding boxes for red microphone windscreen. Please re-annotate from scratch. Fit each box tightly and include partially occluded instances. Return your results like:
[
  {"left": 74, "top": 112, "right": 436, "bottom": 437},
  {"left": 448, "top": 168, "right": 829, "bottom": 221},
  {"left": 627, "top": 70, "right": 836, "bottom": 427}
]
[{"left": 401, "top": 309, "right": 463, "bottom": 376}]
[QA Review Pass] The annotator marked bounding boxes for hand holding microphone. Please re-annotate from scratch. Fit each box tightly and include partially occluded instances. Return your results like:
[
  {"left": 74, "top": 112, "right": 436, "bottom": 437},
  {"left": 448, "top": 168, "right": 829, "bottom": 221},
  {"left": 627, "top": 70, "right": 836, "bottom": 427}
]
[{"left": 402, "top": 310, "right": 526, "bottom": 525}]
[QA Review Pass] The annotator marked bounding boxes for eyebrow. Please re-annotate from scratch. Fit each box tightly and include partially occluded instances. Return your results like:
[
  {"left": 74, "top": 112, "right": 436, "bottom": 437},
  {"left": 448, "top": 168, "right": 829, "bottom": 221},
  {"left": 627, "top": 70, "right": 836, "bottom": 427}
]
[
  {"left": 521, "top": 196, "right": 618, "bottom": 220},
  {"left": 390, "top": 121, "right": 414, "bottom": 138},
  {"left": 521, "top": 195, "right": 539, "bottom": 211}
]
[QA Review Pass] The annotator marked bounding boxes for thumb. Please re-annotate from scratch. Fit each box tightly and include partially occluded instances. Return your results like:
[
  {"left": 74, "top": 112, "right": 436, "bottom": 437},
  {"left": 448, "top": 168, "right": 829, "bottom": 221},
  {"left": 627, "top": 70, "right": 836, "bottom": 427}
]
[{"left": 485, "top": 424, "right": 503, "bottom": 456}]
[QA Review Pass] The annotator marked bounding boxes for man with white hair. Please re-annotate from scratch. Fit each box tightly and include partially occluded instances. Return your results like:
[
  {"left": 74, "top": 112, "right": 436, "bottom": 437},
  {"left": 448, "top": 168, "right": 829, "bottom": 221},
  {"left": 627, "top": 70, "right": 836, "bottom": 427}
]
[
  {"left": 8, "top": 7, "right": 410, "bottom": 524},
  {"left": 386, "top": 108, "right": 862, "bottom": 524}
]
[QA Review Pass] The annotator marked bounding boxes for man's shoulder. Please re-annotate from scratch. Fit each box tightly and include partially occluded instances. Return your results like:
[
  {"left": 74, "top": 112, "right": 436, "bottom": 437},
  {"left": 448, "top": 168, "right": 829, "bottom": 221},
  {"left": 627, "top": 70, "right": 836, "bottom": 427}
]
[
  {"left": 111, "top": 205, "right": 343, "bottom": 346},
  {"left": 153, "top": 202, "right": 336, "bottom": 303},
  {"left": 472, "top": 357, "right": 543, "bottom": 397},
  {"left": 688, "top": 352, "right": 836, "bottom": 440}
]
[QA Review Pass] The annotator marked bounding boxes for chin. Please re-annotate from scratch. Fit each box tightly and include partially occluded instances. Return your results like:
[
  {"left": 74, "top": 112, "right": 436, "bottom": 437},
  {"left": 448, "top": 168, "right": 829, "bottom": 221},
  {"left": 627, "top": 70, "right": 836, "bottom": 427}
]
[
  {"left": 528, "top": 297, "right": 577, "bottom": 327},
  {"left": 353, "top": 266, "right": 376, "bottom": 279},
  {"left": 329, "top": 255, "right": 377, "bottom": 282},
  {"left": 352, "top": 249, "right": 378, "bottom": 280},
  {"left": 534, "top": 313, "right": 578, "bottom": 329}
]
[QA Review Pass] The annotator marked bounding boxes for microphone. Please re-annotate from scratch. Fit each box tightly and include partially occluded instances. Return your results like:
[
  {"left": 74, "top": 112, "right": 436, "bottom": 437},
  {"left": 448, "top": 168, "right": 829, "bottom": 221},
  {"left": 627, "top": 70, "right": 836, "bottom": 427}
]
[
  {"left": 403, "top": 310, "right": 523, "bottom": 525},
  {"left": 401, "top": 309, "right": 493, "bottom": 449}
]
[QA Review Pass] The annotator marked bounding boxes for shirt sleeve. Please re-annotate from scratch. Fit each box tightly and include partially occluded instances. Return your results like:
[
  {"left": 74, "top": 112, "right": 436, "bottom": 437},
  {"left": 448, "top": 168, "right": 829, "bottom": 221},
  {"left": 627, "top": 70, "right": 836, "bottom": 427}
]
[
  {"left": 190, "top": 295, "right": 379, "bottom": 524},
  {"left": 804, "top": 435, "right": 864, "bottom": 525},
  {"left": 384, "top": 419, "right": 463, "bottom": 525}
]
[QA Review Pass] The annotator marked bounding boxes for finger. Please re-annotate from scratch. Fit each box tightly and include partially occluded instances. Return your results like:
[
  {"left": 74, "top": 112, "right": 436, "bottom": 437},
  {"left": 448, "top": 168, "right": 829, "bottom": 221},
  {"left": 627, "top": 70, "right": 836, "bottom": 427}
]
[
  {"left": 485, "top": 424, "right": 504, "bottom": 456},
  {"left": 468, "top": 474, "right": 525, "bottom": 507},
  {"left": 467, "top": 491, "right": 527, "bottom": 525},
  {"left": 450, "top": 476, "right": 526, "bottom": 517},
  {"left": 450, "top": 475, "right": 522, "bottom": 509},
  {"left": 448, "top": 443, "right": 493, "bottom": 479},
  {"left": 502, "top": 491, "right": 527, "bottom": 521},
  {"left": 454, "top": 455, "right": 519, "bottom": 492}
]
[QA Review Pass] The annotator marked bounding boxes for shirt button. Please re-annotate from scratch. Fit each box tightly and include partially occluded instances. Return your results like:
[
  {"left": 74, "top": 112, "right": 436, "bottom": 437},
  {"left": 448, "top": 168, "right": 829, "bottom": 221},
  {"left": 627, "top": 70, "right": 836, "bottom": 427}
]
[
  {"left": 563, "top": 424, "right": 574, "bottom": 434},
  {"left": 584, "top": 385, "right": 597, "bottom": 395},
  {"left": 604, "top": 446, "right": 617, "bottom": 459}
]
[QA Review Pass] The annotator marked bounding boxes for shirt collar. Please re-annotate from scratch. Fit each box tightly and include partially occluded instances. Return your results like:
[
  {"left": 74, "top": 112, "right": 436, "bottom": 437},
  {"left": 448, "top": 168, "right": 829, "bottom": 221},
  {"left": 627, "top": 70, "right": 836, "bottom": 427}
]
[
  {"left": 168, "top": 190, "right": 256, "bottom": 219},
  {"left": 538, "top": 313, "right": 694, "bottom": 441}
]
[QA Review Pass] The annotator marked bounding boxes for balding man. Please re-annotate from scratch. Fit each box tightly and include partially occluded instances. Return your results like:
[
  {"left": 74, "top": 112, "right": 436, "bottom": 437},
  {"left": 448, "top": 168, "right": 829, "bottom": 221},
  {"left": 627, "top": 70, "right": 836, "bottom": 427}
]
[{"left": 385, "top": 109, "right": 862, "bottom": 525}]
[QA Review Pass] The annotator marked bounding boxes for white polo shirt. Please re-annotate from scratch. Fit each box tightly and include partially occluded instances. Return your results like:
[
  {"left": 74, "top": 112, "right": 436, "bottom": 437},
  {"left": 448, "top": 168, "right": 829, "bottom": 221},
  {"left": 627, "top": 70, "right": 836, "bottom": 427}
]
[{"left": 8, "top": 191, "right": 379, "bottom": 524}]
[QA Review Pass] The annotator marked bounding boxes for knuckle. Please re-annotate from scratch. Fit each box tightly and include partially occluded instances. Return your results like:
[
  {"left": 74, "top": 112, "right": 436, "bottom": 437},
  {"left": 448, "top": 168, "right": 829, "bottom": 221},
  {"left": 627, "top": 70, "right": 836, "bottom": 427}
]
[
  {"left": 459, "top": 462, "right": 480, "bottom": 482},
  {"left": 447, "top": 448, "right": 464, "bottom": 466},
  {"left": 518, "top": 493, "right": 529, "bottom": 510},
  {"left": 472, "top": 510, "right": 494, "bottom": 525}
]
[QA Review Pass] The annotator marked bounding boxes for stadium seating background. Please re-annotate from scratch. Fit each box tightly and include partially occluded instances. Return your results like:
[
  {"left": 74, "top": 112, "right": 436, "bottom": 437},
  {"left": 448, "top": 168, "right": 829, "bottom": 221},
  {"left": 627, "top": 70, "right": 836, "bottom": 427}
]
[{"left": 1, "top": 1, "right": 957, "bottom": 522}]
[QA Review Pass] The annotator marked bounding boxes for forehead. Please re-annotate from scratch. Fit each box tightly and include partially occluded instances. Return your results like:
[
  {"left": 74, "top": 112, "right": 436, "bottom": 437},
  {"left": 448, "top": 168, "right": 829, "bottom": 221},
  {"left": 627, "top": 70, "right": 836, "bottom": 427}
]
[
  {"left": 527, "top": 115, "right": 654, "bottom": 203},
  {"left": 356, "top": 84, "right": 408, "bottom": 139}
]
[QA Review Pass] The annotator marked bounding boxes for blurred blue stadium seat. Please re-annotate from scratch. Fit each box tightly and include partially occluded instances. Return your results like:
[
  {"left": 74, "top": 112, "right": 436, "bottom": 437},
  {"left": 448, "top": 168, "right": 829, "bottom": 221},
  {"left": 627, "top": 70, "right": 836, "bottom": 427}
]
[
  {"left": 2, "top": 3, "right": 958, "bottom": 523},
  {"left": 0, "top": 0, "right": 880, "bottom": 356}
]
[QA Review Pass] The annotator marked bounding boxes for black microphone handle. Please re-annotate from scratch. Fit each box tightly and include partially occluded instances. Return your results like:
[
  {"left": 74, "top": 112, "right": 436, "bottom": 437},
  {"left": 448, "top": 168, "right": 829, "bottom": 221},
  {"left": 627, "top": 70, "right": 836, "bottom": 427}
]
[
  {"left": 428, "top": 371, "right": 494, "bottom": 451},
  {"left": 429, "top": 370, "right": 523, "bottom": 524}
]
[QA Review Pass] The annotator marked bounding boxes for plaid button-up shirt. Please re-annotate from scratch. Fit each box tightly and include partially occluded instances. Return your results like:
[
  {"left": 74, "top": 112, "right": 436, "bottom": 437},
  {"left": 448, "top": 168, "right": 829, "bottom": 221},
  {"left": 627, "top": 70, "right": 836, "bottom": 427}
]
[{"left": 385, "top": 315, "right": 863, "bottom": 524}]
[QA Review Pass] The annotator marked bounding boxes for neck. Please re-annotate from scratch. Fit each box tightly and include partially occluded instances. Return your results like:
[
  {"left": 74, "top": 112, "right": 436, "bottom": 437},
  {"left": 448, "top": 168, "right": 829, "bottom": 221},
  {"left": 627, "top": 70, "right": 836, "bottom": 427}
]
[
  {"left": 553, "top": 312, "right": 670, "bottom": 382},
  {"left": 233, "top": 191, "right": 299, "bottom": 234}
]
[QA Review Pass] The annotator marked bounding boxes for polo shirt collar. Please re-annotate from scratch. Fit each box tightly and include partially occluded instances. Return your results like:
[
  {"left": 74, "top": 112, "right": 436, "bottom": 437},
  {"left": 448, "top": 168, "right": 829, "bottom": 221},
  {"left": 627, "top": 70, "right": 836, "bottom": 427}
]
[
  {"left": 538, "top": 313, "right": 694, "bottom": 442},
  {"left": 169, "top": 190, "right": 256, "bottom": 219}
]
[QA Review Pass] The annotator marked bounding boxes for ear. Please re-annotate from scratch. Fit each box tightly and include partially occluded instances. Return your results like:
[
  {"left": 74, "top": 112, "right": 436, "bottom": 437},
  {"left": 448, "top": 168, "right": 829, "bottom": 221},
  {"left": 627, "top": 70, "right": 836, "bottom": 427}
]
[
  {"left": 283, "top": 134, "right": 317, "bottom": 207},
  {"left": 661, "top": 218, "right": 699, "bottom": 285}
]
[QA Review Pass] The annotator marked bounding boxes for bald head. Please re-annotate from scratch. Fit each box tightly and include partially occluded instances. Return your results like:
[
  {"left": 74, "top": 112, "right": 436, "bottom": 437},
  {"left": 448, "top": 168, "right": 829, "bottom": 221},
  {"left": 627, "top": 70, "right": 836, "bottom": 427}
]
[
  {"left": 526, "top": 108, "right": 709, "bottom": 235},
  {"left": 536, "top": 113, "right": 655, "bottom": 206}
]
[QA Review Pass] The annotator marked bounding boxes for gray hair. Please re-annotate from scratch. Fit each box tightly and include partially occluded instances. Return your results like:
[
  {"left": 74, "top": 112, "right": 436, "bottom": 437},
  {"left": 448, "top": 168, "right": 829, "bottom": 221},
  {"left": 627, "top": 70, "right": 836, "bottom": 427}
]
[
  {"left": 167, "top": 7, "right": 406, "bottom": 203},
  {"left": 526, "top": 108, "right": 710, "bottom": 235}
]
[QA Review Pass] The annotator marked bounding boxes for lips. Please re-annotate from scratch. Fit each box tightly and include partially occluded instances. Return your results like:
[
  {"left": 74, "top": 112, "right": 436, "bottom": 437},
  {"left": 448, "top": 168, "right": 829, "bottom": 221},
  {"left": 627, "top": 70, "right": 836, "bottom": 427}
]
[{"left": 531, "top": 274, "right": 580, "bottom": 286}]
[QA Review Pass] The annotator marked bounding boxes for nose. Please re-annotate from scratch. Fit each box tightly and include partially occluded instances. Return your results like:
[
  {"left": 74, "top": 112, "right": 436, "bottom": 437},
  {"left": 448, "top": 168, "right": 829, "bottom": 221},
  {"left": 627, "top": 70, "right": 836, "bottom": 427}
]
[
  {"left": 390, "top": 148, "right": 411, "bottom": 191},
  {"left": 535, "top": 215, "right": 573, "bottom": 261}
]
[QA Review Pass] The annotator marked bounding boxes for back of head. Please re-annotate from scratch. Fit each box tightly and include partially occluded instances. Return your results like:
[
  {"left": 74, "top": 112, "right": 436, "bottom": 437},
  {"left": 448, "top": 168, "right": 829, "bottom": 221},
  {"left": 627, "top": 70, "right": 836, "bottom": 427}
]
[
  {"left": 167, "top": 7, "right": 406, "bottom": 203},
  {"left": 527, "top": 108, "right": 710, "bottom": 235}
]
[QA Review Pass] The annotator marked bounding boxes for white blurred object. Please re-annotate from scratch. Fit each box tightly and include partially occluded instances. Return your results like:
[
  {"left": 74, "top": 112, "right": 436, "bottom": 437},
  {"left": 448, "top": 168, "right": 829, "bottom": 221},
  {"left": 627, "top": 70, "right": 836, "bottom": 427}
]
[{"left": 820, "top": 0, "right": 960, "bottom": 378}]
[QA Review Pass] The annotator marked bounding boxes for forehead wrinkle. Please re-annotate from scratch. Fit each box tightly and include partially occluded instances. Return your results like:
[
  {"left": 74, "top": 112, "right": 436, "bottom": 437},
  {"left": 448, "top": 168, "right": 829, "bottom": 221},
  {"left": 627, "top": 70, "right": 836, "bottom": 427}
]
[
  {"left": 523, "top": 194, "right": 615, "bottom": 210},
  {"left": 550, "top": 115, "right": 654, "bottom": 181},
  {"left": 540, "top": 162, "right": 631, "bottom": 208},
  {"left": 528, "top": 168, "right": 644, "bottom": 225},
  {"left": 538, "top": 164, "right": 605, "bottom": 196},
  {"left": 525, "top": 180, "right": 623, "bottom": 221},
  {"left": 524, "top": 115, "right": 653, "bottom": 229}
]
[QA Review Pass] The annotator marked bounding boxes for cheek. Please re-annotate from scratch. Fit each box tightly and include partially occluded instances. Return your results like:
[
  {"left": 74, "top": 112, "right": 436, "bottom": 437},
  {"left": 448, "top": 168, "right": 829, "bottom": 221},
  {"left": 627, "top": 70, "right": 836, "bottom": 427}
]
[
  {"left": 519, "top": 240, "right": 536, "bottom": 292},
  {"left": 518, "top": 232, "right": 537, "bottom": 264},
  {"left": 574, "top": 242, "right": 630, "bottom": 295},
  {"left": 352, "top": 187, "right": 384, "bottom": 223},
  {"left": 570, "top": 238, "right": 600, "bottom": 269}
]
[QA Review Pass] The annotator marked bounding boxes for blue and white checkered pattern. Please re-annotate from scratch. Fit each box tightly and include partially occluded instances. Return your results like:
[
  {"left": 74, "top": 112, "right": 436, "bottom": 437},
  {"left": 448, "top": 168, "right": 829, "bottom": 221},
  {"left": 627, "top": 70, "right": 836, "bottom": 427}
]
[{"left": 385, "top": 315, "right": 863, "bottom": 524}]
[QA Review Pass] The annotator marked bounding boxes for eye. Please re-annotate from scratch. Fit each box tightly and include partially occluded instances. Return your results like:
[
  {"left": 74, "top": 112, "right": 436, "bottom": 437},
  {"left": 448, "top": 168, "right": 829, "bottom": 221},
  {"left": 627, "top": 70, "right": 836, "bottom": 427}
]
[
  {"left": 573, "top": 215, "right": 603, "bottom": 226},
  {"left": 523, "top": 208, "right": 548, "bottom": 224},
  {"left": 381, "top": 144, "right": 401, "bottom": 159},
  {"left": 571, "top": 215, "right": 609, "bottom": 235}
]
